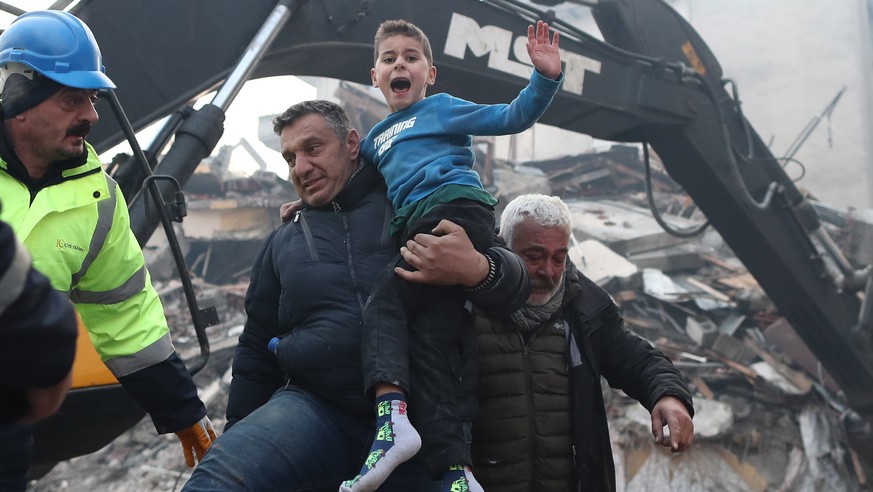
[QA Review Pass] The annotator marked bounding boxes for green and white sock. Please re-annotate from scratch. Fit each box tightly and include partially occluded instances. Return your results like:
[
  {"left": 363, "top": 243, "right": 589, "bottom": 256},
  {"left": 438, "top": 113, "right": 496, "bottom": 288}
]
[
  {"left": 441, "top": 465, "right": 484, "bottom": 492},
  {"left": 339, "top": 393, "right": 421, "bottom": 492}
]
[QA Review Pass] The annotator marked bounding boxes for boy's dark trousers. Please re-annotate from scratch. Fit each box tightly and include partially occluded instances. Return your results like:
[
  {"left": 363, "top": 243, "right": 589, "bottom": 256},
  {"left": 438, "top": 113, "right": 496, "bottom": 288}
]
[{"left": 361, "top": 199, "right": 494, "bottom": 477}]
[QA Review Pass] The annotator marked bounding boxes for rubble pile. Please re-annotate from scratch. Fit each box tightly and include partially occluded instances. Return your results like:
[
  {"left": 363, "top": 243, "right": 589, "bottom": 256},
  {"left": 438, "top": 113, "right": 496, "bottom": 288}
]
[{"left": 30, "top": 146, "right": 873, "bottom": 491}]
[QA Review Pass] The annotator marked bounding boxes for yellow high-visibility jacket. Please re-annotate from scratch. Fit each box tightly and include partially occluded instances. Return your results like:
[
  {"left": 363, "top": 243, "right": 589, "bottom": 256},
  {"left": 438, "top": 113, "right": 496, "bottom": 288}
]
[
  {"left": 0, "top": 208, "right": 77, "bottom": 423},
  {"left": 0, "top": 142, "right": 205, "bottom": 433}
]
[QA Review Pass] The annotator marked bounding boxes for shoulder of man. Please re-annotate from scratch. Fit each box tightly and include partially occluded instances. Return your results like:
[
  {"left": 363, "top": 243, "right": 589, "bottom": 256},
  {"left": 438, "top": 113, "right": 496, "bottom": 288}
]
[{"left": 564, "top": 262, "right": 614, "bottom": 321}]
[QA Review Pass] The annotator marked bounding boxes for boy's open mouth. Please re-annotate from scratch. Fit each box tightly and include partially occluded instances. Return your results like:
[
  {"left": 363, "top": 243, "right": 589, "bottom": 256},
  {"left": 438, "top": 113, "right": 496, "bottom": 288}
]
[{"left": 390, "top": 78, "right": 411, "bottom": 92}]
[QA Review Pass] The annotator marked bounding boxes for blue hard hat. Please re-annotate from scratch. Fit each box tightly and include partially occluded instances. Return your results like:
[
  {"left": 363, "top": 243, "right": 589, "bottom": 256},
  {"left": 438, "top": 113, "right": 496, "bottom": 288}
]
[{"left": 0, "top": 10, "right": 115, "bottom": 90}]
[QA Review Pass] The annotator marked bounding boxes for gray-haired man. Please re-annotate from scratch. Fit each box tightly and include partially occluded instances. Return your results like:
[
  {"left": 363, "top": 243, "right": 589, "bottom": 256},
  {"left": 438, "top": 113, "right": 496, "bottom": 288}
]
[{"left": 399, "top": 194, "right": 695, "bottom": 492}]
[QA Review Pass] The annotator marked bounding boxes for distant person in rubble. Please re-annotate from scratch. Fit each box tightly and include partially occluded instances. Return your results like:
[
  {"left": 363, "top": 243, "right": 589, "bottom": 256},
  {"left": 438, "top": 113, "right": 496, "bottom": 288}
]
[
  {"left": 0, "top": 10, "right": 215, "bottom": 487},
  {"left": 183, "top": 99, "right": 529, "bottom": 491},
  {"left": 0, "top": 212, "right": 78, "bottom": 491},
  {"left": 330, "top": 18, "right": 563, "bottom": 492},
  {"left": 400, "top": 193, "right": 696, "bottom": 491}
]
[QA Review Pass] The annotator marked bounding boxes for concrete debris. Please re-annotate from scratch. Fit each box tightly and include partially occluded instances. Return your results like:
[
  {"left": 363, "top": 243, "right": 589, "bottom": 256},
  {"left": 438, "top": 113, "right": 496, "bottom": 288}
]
[
  {"left": 566, "top": 199, "right": 695, "bottom": 256},
  {"left": 798, "top": 406, "right": 862, "bottom": 492},
  {"left": 685, "top": 315, "right": 719, "bottom": 348},
  {"left": 762, "top": 318, "right": 841, "bottom": 395},
  {"left": 569, "top": 237, "right": 639, "bottom": 285},
  {"left": 628, "top": 243, "right": 704, "bottom": 273},
  {"left": 751, "top": 362, "right": 809, "bottom": 396},
  {"left": 691, "top": 399, "right": 736, "bottom": 439}
]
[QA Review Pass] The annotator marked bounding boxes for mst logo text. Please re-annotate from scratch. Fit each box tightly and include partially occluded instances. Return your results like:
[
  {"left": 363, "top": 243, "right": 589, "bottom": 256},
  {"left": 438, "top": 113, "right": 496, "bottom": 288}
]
[{"left": 443, "top": 13, "right": 602, "bottom": 96}]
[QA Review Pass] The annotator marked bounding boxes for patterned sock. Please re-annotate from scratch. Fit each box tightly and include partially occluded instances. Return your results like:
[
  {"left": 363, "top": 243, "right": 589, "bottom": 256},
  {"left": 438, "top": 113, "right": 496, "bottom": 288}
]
[
  {"left": 339, "top": 393, "right": 421, "bottom": 492},
  {"left": 440, "top": 465, "right": 484, "bottom": 492}
]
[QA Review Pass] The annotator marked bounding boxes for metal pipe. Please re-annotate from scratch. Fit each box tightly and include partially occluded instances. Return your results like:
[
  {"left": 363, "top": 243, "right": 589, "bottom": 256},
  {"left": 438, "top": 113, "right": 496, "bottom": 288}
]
[
  {"left": 104, "top": 90, "right": 210, "bottom": 375},
  {"left": 857, "top": 269, "right": 873, "bottom": 338},
  {"left": 128, "top": 0, "right": 301, "bottom": 246},
  {"left": 813, "top": 227, "right": 864, "bottom": 290},
  {"left": 0, "top": 2, "right": 25, "bottom": 17},
  {"left": 211, "top": 0, "right": 301, "bottom": 111}
]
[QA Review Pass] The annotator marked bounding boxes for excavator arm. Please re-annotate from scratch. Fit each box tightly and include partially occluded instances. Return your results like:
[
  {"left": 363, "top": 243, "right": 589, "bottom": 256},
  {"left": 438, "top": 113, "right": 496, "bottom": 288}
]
[
  {"left": 77, "top": 0, "right": 699, "bottom": 151},
  {"left": 27, "top": 0, "right": 871, "bottom": 471}
]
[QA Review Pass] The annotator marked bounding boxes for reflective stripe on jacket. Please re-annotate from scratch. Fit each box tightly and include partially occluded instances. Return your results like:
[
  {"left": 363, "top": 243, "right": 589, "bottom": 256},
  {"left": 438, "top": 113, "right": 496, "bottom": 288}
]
[{"left": 0, "top": 143, "right": 173, "bottom": 377}]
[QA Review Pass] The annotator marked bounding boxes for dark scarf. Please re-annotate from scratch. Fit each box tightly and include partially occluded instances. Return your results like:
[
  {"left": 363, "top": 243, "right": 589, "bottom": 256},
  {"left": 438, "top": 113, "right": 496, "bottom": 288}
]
[{"left": 508, "top": 281, "right": 566, "bottom": 334}]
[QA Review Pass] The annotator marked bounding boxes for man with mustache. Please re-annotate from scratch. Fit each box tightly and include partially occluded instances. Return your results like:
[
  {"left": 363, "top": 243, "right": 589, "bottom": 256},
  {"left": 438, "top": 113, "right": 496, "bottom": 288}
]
[
  {"left": 399, "top": 194, "right": 696, "bottom": 491},
  {"left": 0, "top": 11, "right": 214, "bottom": 489}
]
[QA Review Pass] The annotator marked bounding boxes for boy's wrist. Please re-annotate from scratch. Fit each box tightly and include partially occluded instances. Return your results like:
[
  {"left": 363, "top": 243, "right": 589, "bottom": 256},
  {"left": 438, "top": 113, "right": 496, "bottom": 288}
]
[{"left": 535, "top": 67, "right": 562, "bottom": 81}]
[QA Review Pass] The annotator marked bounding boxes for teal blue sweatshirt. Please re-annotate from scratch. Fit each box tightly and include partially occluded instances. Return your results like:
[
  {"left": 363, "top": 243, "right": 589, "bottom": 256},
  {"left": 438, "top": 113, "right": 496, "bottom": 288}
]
[{"left": 361, "top": 69, "right": 562, "bottom": 211}]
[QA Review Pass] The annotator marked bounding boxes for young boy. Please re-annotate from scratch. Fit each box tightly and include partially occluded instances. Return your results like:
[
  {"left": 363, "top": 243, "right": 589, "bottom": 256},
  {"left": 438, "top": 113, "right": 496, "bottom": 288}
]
[{"left": 342, "top": 19, "right": 562, "bottom": 492}]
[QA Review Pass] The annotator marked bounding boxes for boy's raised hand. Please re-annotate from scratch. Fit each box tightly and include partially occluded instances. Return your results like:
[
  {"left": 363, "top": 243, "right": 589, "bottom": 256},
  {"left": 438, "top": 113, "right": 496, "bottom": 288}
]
[{"left": 526, "top": 20, "right": 561, "bottom": 80}]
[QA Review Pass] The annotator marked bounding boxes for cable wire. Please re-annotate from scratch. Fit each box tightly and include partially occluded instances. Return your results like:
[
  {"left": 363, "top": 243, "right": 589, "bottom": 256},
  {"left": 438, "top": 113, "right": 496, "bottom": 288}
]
[{"left": 643, "top": 143, "right": 710, "bottom": 238}]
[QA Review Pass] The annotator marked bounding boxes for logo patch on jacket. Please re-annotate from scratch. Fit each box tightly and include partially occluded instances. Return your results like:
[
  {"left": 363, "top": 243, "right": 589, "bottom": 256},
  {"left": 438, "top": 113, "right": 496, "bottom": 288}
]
[{"left": 56, "top": 238, "right": 85, "bottom": 253}]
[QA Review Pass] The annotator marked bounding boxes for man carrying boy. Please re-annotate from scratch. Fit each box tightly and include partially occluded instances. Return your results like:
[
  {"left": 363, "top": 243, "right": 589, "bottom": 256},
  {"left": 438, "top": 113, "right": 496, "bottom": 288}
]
[
  {"left": 182, "top": 100, "right": 530, "bottom": 492},
  {"left": 344, "top": 18, "right": 562, "bottom": 492}
]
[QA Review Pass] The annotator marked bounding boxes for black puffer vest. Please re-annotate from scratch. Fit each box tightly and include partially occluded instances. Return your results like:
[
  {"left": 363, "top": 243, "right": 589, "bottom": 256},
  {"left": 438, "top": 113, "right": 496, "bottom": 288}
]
[
  {"left": 471, "top": 311, "right": 574, "bottom": 492},
  {"left": 471, "top": 265, "right": 694, "bottom": 492}
]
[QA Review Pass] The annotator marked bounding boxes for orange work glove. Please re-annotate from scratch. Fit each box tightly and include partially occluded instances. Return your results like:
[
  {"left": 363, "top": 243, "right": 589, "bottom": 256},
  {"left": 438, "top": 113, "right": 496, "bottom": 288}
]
[{"left": 175, "top": 415, "right": 217, "bottom": 467}]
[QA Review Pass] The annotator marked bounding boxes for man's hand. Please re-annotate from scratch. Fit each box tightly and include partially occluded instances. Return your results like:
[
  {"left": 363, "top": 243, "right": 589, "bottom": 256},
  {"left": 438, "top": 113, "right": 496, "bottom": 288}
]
[
  {"left": 19, "top": 371, "right": 73, "bottom": 424},
  {"left": 175, "top": 415, "right": 217, "bottom": 467},
  {"left": 650, "top": 396, "right": 694, "bottom": 452},
  {"left": 527, "top": 20, "right": 561, "bottom": 80},
  {"left": 279, "top": 199, "right": 303, "bottom": 222},
  {"left": 395, "top": 219, "right": 489, "bottom": 287}
]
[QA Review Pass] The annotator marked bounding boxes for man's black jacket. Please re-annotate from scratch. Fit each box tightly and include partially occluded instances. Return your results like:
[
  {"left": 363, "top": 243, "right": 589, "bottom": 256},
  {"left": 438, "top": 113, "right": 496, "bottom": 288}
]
[{"left": 226, "top": 164, "right": 529, "bottom": 428}]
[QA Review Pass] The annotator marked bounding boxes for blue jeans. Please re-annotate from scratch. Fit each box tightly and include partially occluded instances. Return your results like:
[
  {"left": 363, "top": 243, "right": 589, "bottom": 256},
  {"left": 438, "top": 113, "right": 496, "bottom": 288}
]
[{"left": 183, "top": 387, "right": 440, "bottom": 491}]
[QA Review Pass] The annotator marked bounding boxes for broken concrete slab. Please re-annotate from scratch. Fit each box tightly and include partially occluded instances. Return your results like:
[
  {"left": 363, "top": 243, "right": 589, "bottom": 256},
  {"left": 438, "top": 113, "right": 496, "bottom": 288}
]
[
  {"left": 751, "top": 361, "right": 809, "bottom": 395},
  {"left": 710, "top": 333, "right": 758, "bottom": 365},
  {"left": 623, "top": 445, "right": 768, "bottom": 492},
  {"left": 693, "top": 398, "right": 736, "bottom": 439},
  {"left": 565, "top": 199, "right": 695, "bottom": 256},
  {"left": 568, "top": 237, "right": 638, "bottom": 285},
  {"left": 686, "top": 315, "right": 719, "bottom": 348},
  {"left": 627, "top": 242, "right": 704, "bottom": 272},
  {"left": 762, "top": 317, "right": 841, "bottom": 395},
  {"left": 642, "top": 268, "right": 733, "bottom": 312},
  {"left": 799, "top": 405, "right": 860, "bottom": 492},
  {"left": 642, "top": 268, "right": 690, "bottom": 303}
]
